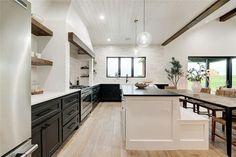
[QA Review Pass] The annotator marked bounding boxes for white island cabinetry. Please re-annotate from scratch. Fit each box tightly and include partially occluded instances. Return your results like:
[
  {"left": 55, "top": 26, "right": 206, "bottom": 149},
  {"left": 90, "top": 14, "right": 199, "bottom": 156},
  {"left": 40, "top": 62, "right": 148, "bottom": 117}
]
[{"left": 122, "top": 85, "right": 209, "bottom": 150}]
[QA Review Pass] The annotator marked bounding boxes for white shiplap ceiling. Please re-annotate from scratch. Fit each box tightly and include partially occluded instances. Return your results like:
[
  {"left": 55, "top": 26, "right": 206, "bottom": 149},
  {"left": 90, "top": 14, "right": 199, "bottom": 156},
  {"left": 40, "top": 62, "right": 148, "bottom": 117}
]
[{"left": 73, "top": 0, "right": 234, "bottom": 45}]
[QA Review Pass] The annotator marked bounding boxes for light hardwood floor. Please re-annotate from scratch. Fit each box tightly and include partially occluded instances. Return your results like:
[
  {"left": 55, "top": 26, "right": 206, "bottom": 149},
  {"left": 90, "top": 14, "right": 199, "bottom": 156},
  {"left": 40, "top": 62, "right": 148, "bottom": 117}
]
[{"left": 54, "top": 103, "right": 235, "bottom": 157}]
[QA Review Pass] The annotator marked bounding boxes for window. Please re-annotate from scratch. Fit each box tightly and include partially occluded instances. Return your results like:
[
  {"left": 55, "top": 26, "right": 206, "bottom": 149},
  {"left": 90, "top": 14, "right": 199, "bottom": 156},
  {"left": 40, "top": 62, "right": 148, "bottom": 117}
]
[
  {"left": 134, "top": 58, "right": 146, "bottom": 77},
  {"left": 106, "top": 57, "right": 146, "bottom": 78},
  {"left": 188, "top": 56, "right": 236, "bottom": 92},
  {"left": 107, "top": 58, "right": 119, "bottom": 77},
  {"left": 233, "top": 58, "right": 236, "bottom": 87},
  {"left": 209, "top": 59, "right": 227, "bottom": 92},
  {"left": 120, "top": 58, "right": 132, "bottom": 77}
]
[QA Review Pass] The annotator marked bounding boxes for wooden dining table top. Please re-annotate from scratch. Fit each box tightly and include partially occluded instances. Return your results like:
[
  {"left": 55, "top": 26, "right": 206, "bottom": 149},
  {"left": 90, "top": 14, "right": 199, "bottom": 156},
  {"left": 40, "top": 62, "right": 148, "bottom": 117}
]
[{"left": 169, "top": 89, "right": 236, "bottom": 109}]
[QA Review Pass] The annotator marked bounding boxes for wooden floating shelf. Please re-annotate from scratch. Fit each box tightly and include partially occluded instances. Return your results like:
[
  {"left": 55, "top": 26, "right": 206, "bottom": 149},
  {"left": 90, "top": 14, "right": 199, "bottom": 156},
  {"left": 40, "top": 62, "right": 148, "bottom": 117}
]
[
  {"left": 31, "top": 90, "right": 44, "bottom": 95},
  {"left": 31, "top": 57, "right": 53, "bottom": 66},
  {"left": 31, "top": 18, "right": 53, "bottom": 36},
  {"left": 81, "top": 68, "right": 89, "bottom": 70},
  {"left": 80, "top": 75, "right": 89, "bottom": 78}
]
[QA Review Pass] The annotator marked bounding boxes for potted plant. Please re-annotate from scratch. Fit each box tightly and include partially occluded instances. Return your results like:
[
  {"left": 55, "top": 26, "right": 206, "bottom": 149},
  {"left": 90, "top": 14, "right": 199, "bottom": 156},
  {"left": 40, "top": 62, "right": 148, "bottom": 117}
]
[
  {"left": 165, "top": 57, "right": 184, "bottom": 88},
  {"left": 187, "top": 63, "right": 208, "bottom": 93}
]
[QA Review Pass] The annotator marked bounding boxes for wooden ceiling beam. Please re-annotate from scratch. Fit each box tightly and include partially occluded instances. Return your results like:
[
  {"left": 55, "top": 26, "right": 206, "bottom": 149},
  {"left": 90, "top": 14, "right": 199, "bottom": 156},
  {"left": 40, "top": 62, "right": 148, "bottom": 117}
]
[
  {"left": 219, "top": 8, "right": 236, "bottom": 22},
  {"left": 161, "top": 0, "right": 230, "bottom": 46}
]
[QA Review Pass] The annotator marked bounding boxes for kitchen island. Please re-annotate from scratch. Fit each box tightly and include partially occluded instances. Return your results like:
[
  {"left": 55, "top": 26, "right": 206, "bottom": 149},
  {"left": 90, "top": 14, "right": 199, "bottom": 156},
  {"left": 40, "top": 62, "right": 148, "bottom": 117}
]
[{"left": 121, "top": 85, "right": 209, "bottom": 151}]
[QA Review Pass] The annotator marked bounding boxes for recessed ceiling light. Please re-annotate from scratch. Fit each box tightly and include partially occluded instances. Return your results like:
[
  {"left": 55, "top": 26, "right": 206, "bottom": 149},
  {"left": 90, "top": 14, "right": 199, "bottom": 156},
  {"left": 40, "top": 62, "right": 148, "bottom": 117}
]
[
  {"left": 107, "top": 38, "right": 111, "bottom": 42},
  {"left": 99, "top": 14, "right": 105, "bottom": 20}
]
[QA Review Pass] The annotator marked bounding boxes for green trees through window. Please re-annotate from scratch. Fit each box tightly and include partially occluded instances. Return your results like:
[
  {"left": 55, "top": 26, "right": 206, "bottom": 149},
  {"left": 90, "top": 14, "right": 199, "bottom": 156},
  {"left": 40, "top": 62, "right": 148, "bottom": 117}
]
[{"left": 188, "top": 57, "right": 236, "bottom": 92}]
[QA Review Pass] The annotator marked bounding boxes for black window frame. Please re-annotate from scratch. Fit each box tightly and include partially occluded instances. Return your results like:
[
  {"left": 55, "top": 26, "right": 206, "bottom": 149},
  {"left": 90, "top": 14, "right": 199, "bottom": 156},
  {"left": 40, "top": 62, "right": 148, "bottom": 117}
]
[
  {"left": 106, "top": 57, "right": 146, "bottom": 78},
  {"left": 188, "top": 56, "right": 236, "bottom": 88}
]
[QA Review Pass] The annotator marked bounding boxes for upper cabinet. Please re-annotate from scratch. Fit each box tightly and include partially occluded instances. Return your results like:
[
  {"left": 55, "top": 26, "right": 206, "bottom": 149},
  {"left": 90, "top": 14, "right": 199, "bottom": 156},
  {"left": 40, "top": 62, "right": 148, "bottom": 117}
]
[
  {"left": 31, "top": 18, "right": 53, "bottom": 36},
  {"left": 68, "top": 32, "right": 95, "bottom": 58}
]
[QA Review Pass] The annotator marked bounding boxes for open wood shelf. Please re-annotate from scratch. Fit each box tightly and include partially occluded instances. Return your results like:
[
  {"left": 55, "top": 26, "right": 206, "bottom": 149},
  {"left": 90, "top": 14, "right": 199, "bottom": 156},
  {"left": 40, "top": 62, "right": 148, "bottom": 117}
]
[
  {"left": 32, "top": 18, "right": 53, "bottom": 36},
  {"left": 31, "top": 57, "right": 53, "bottom": 66},
  {"left": 80, "top": 75, "right": 89, "bottom": 78},
  {"left": 80, "top": 67, "right": 89, "bottom": 70}
]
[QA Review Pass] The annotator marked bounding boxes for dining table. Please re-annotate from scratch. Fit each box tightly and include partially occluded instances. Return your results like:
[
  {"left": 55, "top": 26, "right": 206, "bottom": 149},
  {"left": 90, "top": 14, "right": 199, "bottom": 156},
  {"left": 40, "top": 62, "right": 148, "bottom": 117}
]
[{"left": 169, "top": 89, "right": 236, "bottom": 157}]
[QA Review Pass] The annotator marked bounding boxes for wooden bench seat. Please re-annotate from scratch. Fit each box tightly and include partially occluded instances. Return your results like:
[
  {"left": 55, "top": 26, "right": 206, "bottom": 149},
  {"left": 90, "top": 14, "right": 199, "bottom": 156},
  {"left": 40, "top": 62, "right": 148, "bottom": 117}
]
[{"left": 197, "top": 103, "right": 224, "bottom": 116}]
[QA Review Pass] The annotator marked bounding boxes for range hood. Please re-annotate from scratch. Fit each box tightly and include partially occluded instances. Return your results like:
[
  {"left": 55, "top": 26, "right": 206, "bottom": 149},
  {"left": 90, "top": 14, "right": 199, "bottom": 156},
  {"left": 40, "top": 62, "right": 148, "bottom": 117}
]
[{"left": 68, "top": 32, "right": 95, "bottom": 58}]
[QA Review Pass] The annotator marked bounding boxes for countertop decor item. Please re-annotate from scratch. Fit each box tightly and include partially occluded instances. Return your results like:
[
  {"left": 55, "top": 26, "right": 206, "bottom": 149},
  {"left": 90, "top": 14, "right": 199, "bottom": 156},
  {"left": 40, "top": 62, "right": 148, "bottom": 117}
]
[
  {"left": 135, "top": 82, "right": 148, "bottom": 89},
  {"left": 187, "top": 63, "right": 209, "bottom": 93},
  {"left": 165, "top": 57, "right": 184, "bottom": 88}
]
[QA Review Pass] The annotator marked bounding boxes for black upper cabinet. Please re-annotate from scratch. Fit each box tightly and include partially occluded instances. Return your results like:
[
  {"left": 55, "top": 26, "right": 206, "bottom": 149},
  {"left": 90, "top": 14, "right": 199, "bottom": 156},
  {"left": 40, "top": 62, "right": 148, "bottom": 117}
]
[{"left": 100, "top": 84, "right": 121, "bottom": 102}]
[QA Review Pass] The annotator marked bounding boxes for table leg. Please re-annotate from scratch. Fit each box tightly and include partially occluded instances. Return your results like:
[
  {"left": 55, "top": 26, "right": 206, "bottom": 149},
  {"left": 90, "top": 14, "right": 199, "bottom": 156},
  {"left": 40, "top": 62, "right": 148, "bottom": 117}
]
[
  {"left": 225, "top": 108, "right": 232, "bottom": 157},
  {"left": 183, "top": 99, "right": 187, "bottom": 108}
]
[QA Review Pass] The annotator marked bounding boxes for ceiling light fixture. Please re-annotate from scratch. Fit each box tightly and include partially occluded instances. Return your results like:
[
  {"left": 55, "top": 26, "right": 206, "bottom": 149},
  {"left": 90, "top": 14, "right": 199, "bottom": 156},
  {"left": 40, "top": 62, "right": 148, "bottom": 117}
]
[
  {"left": 137, "top": 0, "right": 152, "bottom": 47},
  {"left": 99, "top": 14, "right": 105, "bottom": 20},
  {"left": 107, "top": 38, "right": 111, "bottom": 42},
  {"left": 134, "top": 19, "right": 139, "bottom": 55}
]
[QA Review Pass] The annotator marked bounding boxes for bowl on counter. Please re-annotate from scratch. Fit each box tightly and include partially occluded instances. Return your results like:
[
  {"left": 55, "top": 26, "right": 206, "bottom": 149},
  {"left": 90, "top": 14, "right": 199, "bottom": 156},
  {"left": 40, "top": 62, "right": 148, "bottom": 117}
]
[{"left": 135, "top": 82, "right": 148, "bottom": 89}]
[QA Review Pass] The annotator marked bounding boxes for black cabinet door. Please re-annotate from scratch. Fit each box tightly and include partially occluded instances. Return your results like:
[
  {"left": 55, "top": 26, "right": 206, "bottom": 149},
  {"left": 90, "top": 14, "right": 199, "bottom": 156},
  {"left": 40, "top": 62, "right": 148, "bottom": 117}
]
[
  {"left": 32, "top": 123, "right": 44, "bottom": 157},
  {"left": 43, "top": 113, "right": 62, "bottom": 157},
  {"left": 100, "top": 84, "right": 121, "bottom": 102}
]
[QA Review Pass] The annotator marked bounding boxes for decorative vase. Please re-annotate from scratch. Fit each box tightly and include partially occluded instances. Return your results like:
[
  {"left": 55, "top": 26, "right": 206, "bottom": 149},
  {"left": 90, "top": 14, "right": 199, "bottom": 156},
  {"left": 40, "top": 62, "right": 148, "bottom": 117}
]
[{"left": 191, "top": 81, "right": 201, "bottom": 93}]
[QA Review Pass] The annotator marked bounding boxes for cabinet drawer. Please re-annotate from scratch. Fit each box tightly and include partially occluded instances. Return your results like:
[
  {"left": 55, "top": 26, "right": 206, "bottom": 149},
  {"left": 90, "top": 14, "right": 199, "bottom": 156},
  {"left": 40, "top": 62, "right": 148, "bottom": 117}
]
[
  {"left": 62, "top": 93, "right": 79, "bottom": 109},
  {"left": 63, "top": 116, "right": 78, "bottom": 141},
  {"left": 81, "top": 102, "right": 92, "bottom": 115},
  {"left": 81, "top": 104, "right": 92, "bottom": 121},
  {"left": 32, "top": 99, "right": 61, "bottom": 127},
  {"left": 62, "top": 101, "right": 79, "bottom": 125}
]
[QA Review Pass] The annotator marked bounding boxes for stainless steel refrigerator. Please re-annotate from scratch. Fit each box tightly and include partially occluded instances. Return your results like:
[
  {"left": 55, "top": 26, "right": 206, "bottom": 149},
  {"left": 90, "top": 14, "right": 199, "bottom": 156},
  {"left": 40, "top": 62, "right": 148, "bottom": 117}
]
[{"left": 0, "top": 0, "right": 38, "bottom": 156}]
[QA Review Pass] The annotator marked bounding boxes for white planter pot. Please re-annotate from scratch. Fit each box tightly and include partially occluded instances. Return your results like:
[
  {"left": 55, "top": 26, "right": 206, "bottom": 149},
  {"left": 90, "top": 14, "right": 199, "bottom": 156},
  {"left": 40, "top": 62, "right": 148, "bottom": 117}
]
[{"left": 191, "top": 81, "right": 201, "bottom": 93}]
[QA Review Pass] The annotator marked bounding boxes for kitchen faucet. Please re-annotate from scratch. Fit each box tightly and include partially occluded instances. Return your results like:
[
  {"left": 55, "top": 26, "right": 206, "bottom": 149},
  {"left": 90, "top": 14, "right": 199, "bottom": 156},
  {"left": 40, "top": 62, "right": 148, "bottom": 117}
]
[{"left": 126, "top": 74, "right": 129, "bottom": 83}]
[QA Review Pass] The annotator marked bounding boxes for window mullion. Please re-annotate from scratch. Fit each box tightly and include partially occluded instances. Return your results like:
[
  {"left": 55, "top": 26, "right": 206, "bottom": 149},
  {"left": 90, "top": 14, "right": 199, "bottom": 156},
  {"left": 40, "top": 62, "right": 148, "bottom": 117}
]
[
  {"left": 227, "top": 58, "right": 232, "bottom": 88},
  {"left": 118, "top": 57, "right": 121, "bottom": 77},
  {"left": 131, "top": 57, "right": 134, "bottom": 77}
]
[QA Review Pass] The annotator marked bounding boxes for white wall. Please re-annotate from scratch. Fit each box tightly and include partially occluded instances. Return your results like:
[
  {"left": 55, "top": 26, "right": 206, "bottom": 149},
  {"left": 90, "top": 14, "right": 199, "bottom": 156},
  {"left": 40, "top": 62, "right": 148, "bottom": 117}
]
[
  {"left": 93, "top": 45, "right": 169, "bottom": 85},
  {"left": 31, "top": 0, "right": 94, "bottom": 92},
  {"left": 67, "top": 2, "right": 94, "bottom": 86},
  {"left": 93, "top": 20, "right": 236, "bottom": 89},
  {"left": 66, "top": 2, "right": 94, "bottom": 51}
]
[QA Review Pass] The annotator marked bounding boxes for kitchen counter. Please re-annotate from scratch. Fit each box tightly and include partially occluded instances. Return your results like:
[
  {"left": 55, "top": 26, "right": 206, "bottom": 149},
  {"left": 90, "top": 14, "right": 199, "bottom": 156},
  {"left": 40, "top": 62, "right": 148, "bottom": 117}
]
[
  {"left": 31, "top": 89, "right": 80, "bottom": 106},
  {"left": 121, "top": 85, "right": 180, "bottom": 96}
]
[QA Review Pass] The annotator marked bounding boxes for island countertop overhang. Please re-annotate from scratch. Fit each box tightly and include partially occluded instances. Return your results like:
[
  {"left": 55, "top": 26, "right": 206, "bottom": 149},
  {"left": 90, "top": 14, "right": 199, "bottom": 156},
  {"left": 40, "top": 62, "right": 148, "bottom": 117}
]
[{"left": 121, "top": 85, "right": 181, "bottom": 97}]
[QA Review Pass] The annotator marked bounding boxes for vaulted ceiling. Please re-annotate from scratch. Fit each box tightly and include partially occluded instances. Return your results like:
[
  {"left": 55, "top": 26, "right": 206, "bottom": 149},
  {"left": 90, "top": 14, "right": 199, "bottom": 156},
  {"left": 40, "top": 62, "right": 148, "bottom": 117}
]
[{"left": 73, "top": 0, "right": 236, "bottom": 46}]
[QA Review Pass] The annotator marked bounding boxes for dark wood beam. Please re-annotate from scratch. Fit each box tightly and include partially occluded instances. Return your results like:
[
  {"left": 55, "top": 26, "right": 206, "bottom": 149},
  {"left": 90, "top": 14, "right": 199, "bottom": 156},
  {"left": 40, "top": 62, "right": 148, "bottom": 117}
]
[
  {"left": 219, "top": 8, "right": 236, "bottom": 22},
  {"left": 161, "top": 0, "right": 230, "bottom": 46}
]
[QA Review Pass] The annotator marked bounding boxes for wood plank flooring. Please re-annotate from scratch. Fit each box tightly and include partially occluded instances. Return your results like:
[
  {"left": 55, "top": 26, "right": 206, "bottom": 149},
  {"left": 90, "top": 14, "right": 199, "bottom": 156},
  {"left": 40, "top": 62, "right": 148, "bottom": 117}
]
[{"left": 54, "top": 103, "right": 236, "bottom": 157}]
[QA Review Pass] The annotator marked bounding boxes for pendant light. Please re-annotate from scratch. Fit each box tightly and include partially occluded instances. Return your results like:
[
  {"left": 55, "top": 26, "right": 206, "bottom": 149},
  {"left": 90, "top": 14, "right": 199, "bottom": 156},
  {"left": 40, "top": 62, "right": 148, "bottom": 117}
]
[
  {"left": 137, "top": 0, "right": 152, "bottom": 47},
  {"left": 133, "top": 19, "right": 139, "bottom": 55}
]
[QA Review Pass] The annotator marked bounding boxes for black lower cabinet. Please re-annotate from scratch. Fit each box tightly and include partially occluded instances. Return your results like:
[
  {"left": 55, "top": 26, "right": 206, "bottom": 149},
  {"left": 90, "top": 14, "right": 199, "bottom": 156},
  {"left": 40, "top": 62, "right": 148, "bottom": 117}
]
[
  {"left": 100, "top": 84, "right": 121, "bottom": 102},
  {"left": 44, "top": 113, "right": 62, "bottom": 157},
  {"left": 32, "top": 123, "right": 43, "bottom": 157},
  {"left": 92, "top": 85, "right": 100, "bottom": 109},
  {"left": 32, "top": 91, "right": 80, "bottom": 157},
  {"left": 32, "top": 113, "right": 61, "bottom": 157}
]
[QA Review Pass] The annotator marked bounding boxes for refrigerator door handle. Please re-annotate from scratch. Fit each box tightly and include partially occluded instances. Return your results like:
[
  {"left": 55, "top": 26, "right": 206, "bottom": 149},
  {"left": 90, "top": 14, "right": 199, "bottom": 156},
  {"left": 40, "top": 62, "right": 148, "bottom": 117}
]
[{"left": 15, "top": 144, "right": 38, "bottom": 157}]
